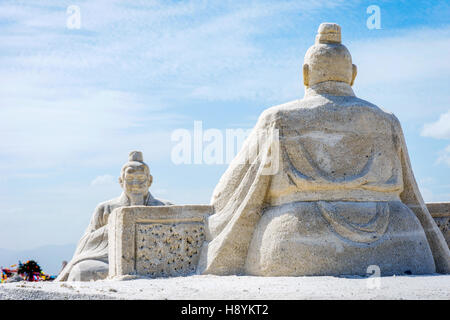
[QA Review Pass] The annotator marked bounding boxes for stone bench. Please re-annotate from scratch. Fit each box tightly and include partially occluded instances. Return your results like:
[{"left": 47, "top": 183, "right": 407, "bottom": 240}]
[
  {"left": 108, "top": 205, "right": 213, "bottom": 278},
  {"left": 427, "top": 202, "right": 450, "bottom": 248}
]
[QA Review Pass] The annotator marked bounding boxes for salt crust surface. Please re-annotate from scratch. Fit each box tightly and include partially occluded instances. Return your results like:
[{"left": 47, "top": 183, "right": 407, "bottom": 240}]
[{"left": 1, "top": 274, "right": 449, "bottom": 300}]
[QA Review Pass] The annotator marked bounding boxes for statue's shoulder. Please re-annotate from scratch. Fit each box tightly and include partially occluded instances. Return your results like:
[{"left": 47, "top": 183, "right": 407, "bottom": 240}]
[
  {"left": 350, "top": 96, "right": 401, "bottom": 127},
  {"left": 257, "top": 99, "right": 302, "bottom": 124},
  {"left": 94, "top": 195, "right": 126, "bottom": 214},
  {"left": 256, "top": 96, "right": 401, "bottom": 130},
  {"left": 260, "top": 96, "right": 351, "bottom": 119}
]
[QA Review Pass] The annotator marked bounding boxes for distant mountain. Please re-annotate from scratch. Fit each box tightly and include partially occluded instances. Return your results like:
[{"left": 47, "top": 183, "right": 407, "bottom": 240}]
[{"left": 0, "top": 243, "right": 76, "bottom": 275}]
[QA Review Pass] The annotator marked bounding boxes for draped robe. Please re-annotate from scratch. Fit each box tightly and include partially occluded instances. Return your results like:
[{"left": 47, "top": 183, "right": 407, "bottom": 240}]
[{"left": 198, "top": 86, "right": 450, "bottom": 275}]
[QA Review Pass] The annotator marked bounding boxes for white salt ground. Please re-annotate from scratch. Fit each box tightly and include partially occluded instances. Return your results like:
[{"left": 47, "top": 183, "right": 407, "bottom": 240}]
[{"left": 0, "top": 274, "right": 449, "bottom": 300}]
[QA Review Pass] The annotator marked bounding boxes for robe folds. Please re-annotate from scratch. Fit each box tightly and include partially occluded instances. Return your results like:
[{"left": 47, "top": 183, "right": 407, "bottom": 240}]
[
  {"left": 198, "top": 92, "right": 450, "bottom": 275},
  {"left": 56, "top": 192, "right": 170, "bottom": 281}
]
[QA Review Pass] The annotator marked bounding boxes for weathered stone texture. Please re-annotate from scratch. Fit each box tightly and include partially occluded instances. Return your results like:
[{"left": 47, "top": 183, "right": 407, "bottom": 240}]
[
  {"left": 428, "top": 202, "right": 450, "bottom": 248},
  {"left": 135, "top": 222, "right": 205, "bottom": 277},
  {"left": 108, "top": 205, "right": 213, "bottom": 278}
]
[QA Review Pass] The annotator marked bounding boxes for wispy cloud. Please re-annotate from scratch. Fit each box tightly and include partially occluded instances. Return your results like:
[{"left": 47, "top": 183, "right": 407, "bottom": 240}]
[
  {"left": 0, "top": 0, "right": 349, "bottom": 175},
  {"left": 0, "top": 82, "right": 180, "bottom": 171},
  {"left": 352, "top": 27, "right": 450, "bottom": 86},
  {"left": 348, "top": 25, "right": 450, "bottom": 124},
  {"left": 0, "top": 0, "right": 349, "bottom": 102},
  {"left": 90, "top": 174, "right": 115, "bottom": 186},
  {"left": 421, "top": 111, "right": 450, "bottom": 167},
  {"left": 421, "top": 110, "right": 450, "bottom": 139}
]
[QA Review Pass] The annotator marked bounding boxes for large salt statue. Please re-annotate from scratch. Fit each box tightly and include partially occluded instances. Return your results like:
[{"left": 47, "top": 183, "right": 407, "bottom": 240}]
[
  {"left": 198, "top": 23, "right": 450, "bottom": 276},
  {"left": 57, "top": 151, "right": 171, "bottom": 281}
]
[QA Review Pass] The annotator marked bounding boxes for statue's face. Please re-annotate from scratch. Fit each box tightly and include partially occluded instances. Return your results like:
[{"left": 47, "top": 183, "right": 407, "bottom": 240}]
[{"left": 121, "top": 165, "right": 151, "bottom": 197}]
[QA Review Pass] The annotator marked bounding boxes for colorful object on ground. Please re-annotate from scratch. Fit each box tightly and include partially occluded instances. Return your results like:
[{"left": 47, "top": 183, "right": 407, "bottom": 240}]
[
  {"left": 0, "top": 271, "right": 7, "bottom": 283},
  {"left": 1, "top": 264, "right": 18, "bottom": 283},
  {"left": 1, "top": 260, "right": 56, "bottom": 283}
]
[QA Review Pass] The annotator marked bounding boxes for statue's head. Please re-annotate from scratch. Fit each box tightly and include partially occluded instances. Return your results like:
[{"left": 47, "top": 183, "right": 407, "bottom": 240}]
[
  {"left": 303, "top": 23, "right": 357, "bottom": 88},
  {"left": 118, "top": 151, "right": 153, "bottom": 198}
]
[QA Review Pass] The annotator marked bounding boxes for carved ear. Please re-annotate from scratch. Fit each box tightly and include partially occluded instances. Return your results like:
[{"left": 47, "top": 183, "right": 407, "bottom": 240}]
[
  {"left": 118, "top": 176, "right": 123, "bottom": 187},
  {"left": 303, "top": 64, "right": 309, "bottom": 87},
  {"left": 351, "top": 64, "right": 357, "bottom": 86},
  {"left": 148, "top": 174, "right": 153, "bottom": 187}
]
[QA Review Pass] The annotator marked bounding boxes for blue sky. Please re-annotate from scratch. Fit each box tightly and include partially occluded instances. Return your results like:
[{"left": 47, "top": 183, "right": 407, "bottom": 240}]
[{"left": 0, "top": 0, "right": 449, "bottom": 250}]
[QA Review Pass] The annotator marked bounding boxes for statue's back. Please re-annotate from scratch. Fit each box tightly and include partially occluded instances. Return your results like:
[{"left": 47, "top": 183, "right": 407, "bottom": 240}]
[{"left": 266, "top": 96, "right": 404, "bottom": 205}]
